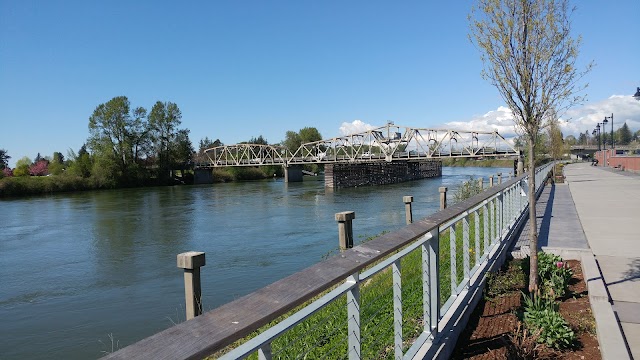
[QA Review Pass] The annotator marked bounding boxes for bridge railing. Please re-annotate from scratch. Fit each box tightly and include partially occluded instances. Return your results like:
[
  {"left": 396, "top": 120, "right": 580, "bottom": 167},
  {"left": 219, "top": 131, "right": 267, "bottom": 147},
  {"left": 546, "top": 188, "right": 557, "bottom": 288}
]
[{"left": 104, "top": 163, "right": 554, "bottom": 360}]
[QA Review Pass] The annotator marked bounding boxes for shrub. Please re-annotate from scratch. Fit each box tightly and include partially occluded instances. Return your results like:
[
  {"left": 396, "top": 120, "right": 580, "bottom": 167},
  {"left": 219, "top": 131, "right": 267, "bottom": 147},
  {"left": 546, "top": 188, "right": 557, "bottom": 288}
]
[
  {"left": 522, "top": 295, "right": 576, "bottom": 349},
  {"left": 453, "top": 176, "right": 484, "bottom": 203},
  {"left": 524, "top": 252, "right": 573, "bottom": 299}
]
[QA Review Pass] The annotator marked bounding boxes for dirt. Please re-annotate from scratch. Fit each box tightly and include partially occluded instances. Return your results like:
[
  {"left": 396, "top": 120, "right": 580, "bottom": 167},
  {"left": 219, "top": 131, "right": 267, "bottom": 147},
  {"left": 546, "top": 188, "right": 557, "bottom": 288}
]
[{"left": 452, "top": 259, "right": 601, "bottom": 359}]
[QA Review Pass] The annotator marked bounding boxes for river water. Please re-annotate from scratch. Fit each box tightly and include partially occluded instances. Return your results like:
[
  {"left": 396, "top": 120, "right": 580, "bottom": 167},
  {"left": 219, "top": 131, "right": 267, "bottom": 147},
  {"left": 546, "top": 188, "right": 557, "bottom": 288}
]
[{"left": 0, "top": 166, "right": 510, "bottom": 359}]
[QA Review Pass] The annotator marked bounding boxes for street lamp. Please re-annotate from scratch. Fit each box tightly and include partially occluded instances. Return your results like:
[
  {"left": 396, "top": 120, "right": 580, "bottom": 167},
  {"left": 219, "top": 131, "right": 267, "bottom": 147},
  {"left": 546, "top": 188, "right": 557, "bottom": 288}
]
[
  {"left": 604, "top": 114, "right": 613, "bottom": 149},
  {"left": 601, "top": 119, "right": 608, "bottom": 150},
  {"left": 594, "top": 124, "right": 601, "bottom": 151},
  {"left": 634, "top": 87, "right": 640, "bottom": 101}
]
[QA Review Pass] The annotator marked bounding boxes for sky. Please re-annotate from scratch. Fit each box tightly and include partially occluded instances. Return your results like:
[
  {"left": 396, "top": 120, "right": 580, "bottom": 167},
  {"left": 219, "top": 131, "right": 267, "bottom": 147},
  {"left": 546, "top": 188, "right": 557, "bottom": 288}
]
[{"left": 1, "top": 0, "right": 639, "bottom": 168}]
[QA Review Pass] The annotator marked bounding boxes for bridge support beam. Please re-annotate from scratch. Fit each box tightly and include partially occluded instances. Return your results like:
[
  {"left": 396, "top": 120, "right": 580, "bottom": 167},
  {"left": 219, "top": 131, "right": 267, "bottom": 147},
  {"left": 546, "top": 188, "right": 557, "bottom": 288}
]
[
  {"left": 324, "top": 160, "right": 442, "bottom": 188},
  {"left": 284, "top": 165, "right": 304, "bottom": 183}
]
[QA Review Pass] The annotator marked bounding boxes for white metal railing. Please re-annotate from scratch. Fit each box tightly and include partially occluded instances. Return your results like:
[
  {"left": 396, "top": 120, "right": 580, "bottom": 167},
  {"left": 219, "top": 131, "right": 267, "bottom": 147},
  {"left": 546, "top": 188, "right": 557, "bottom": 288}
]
[
  {"left": 103, "top": 162, "right": 554, "bottom": 360},
  {"left": 219, "top": 162, "right": 553, "bottom": 359}
]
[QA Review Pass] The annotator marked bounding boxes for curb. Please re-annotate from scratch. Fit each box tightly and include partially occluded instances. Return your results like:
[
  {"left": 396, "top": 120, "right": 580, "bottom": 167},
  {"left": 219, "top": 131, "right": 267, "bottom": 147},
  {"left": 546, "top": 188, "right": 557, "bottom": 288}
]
[{"left": 580, "top": 252, "right": 630, "bottom": 360}]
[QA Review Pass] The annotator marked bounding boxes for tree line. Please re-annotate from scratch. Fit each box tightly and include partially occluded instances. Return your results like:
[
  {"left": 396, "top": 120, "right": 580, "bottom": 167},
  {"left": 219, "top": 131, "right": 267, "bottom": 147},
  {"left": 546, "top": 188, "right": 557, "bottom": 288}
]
[{"left": 0, "top": 96, "right": 325, "bottom": 194}]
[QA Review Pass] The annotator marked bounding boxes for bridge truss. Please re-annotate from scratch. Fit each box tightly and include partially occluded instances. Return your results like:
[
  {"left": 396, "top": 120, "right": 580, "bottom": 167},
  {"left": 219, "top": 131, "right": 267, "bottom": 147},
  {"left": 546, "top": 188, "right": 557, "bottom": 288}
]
[{"left": 202, "top": 124, "right": 518, "bottom": 167}]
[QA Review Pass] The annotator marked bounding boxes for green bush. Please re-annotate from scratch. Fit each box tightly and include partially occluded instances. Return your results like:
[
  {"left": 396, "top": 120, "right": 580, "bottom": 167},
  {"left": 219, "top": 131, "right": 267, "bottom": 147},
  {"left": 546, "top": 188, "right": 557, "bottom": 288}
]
[
  {"left": 524, "top": 252, "right": 573, "bottom": 299},
  {"left": 453, "top": 176, "right": 484, "bottom": 203}
]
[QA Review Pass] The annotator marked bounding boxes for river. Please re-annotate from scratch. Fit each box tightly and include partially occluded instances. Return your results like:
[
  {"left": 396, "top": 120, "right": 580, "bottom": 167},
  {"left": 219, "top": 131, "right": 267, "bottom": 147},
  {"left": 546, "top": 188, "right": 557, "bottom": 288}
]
[{"left": 0, "top": 166, "right": 510, "bottom": 359}]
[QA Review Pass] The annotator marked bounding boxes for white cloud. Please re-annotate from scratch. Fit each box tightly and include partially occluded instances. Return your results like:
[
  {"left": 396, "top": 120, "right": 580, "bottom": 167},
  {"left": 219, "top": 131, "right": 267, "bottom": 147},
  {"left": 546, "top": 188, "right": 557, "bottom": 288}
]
[
  {"left": 339, "top": 120, "right": 376, "bottom": 136},
  {"left": 445, "top": 95, "right": 640, "bottom": 139},
  {"left": 445, "top": 106, "right": 519, "bottom": 137}
]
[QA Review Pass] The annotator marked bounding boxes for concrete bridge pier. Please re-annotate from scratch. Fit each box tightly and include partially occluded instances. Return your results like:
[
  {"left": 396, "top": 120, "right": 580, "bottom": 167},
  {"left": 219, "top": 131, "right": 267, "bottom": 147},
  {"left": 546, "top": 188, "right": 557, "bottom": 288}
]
[
  {"left": 284, "top": 165, "right": 304, "bottom": 183},
  {"left": 194, "top": 168, "right": 214, "bottom": 184}
]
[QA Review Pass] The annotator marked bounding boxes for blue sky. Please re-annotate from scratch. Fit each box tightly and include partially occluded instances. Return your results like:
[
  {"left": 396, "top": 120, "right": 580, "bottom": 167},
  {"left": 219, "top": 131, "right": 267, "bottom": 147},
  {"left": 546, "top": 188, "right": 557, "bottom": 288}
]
[{"left": 1, "top": 0, "right": 639, "bottom": 167}]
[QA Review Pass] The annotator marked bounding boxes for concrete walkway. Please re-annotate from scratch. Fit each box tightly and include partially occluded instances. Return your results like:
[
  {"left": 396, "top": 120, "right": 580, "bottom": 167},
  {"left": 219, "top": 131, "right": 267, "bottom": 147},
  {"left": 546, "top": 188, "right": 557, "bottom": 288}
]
[
  {"left": 564, "top": 163, "right": 640, "bottom": 359},
  {"left": 510, "top": 162, "right": 639, "bottom": 359}
]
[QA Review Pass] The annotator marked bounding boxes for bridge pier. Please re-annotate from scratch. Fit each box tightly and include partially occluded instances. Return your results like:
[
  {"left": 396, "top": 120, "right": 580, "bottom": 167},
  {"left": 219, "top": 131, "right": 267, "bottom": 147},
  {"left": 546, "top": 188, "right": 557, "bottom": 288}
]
[
  {"left": 194, "top": 168, "right": 214, "bottom": 184},
  {"left": 284, "top": 165, "right": 304, "bottom": 183},
  {"left": 324, "top": 160, "right": 442, "bottom": 188}
]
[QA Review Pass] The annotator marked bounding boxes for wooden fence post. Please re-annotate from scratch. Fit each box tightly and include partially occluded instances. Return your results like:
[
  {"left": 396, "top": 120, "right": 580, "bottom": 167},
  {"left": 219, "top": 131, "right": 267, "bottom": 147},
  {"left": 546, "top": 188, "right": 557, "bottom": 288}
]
[
  {"left": 439, "top": 187, "right": 447, "bottom": 210},
  {"left": 403, "top": 196, "right": 413, "bottom": 224},
  {"left": 489, "top": 176, "right": 494, "bottom": 187},
  {"left": 335, "top": 211, "right": 355, "bottom": 250},
  {"left": 498, "top": 173, "right": 502, "bottom": 184},
  {"left": 177, "top": 251, "right": 206, "bottom": 320}
]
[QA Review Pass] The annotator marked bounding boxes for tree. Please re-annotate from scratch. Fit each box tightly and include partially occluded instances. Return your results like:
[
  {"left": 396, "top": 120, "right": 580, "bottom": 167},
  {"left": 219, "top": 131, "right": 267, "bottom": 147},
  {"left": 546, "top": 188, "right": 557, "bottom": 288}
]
[
  {"left": 283, "top": 131, "right": 302, "bottom": 153},
  {"left": 470, "top": 0, "right": 591, "bottom": 292},
  {"left": 547, "top": 117, "right": 565, "bottom": 162},
  {"left": 29, "top": 160, "right": 49, "bottom": 176},
  {"left": 248, "top": 135, "right": 268, "bottom": 145},
  {"left": 564, "top": 135, "right": 577, "bottom": 146},
  {"left": 195, "top": 137, "right": 223, "bottom": 164},
  {"left": 299, "top": 127, "right": 322, "bottom": 144},
  {"left": 0, "top": 149, "right": 9, "bottom": 169},
  {"left": 617, "top": 123, "right": 633, "bottom": 145},
  {"left": 577, "top": 132, "right": 587, "bottom": 145},
  {"left": 88, "top": 96, "right": 147, "bottom": 184},
  {"left": 172, "top": 128, "right": 194, "bottom": 176},
  {"left": 14, "top": 156, "right": 32, "bottom": 176},
  {"left": 149, "top": 101, "right": 182, "bottom": 180}
]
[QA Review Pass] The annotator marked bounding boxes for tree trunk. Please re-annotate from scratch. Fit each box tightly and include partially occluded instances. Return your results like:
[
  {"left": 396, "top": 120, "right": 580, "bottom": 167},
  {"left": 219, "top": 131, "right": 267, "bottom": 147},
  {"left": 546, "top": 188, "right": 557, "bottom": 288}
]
[{"left": 527, "top": 139, "right": 539, "bottom": 292}]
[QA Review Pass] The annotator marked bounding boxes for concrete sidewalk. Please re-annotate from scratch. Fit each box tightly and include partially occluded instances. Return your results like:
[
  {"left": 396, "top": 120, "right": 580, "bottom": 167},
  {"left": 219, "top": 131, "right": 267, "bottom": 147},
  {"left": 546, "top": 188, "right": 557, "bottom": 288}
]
[{"left": 564, "top": 163, "right": 640, "bottom": 359}]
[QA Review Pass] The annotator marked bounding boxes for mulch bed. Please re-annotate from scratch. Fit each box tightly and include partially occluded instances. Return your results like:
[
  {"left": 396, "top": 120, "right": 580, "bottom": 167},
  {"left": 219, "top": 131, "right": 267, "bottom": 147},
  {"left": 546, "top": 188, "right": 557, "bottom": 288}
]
[{"left": 452, "top": 259, "right": 601, "bottom": 359}]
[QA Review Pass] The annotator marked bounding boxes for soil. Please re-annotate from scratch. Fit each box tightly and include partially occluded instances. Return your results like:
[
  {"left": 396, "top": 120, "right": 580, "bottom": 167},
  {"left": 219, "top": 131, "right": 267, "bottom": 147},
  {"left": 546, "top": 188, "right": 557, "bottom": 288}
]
[{"left": 452, "top": 259, "right": 601, "bottom": 359}]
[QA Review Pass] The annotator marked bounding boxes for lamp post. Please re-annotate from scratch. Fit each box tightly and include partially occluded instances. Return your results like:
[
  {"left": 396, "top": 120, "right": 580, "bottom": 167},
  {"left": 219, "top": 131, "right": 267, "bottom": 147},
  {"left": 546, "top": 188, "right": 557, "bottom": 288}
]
[
  {"left": 601, "top": 119, "right": 608, "bottom": 151},
  {"left": 592, "top": 128, "right": 599, "bottom": 151},
  {"left": 604, "top": 114, "right": 613, "bottom": 149},
  {"left": 595, "top": 124, "right": 601, "bottom": 151}
]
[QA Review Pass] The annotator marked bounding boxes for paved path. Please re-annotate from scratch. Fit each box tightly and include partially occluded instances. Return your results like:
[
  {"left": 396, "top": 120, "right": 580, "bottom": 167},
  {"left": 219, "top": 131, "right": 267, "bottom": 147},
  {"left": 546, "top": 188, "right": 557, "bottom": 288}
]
[{"left": 564, "top": 163, "right": 640, "bottom": 359}]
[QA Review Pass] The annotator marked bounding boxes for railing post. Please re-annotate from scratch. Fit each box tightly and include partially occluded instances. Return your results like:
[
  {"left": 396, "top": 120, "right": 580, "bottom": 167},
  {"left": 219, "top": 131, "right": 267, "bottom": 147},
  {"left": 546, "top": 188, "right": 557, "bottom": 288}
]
[
  {"left": 393, "top": 260, "right": 403, "bottom": 358},
  {"left": 403, "top": 196, "right": 413, "bottom": 225},
  {"left": 177, "top": 251, "right": 206, "bottom": 320},
  {"left": 424, "top": 228, "right": 440, "bottom": 338},
  {"left": 463, "top": 214, "right": 470, "bottom": 287},
  {"left": 347, "top": 274, "right": 361, "bottom": 360},
  {"left": 439, "top": 187, "right": 447, "bottom": 210},
  {"left": 336, "top": 211, "right": 355, "bottom": 250},
  {"left": 489, "top": 176, "right": 494, "bottom": 188},
  {"left": 497, "top": 172, "right": 502, "bottom": 185},
  {"left": 450, "top": 223, "right": 457, "bottom": 294}
]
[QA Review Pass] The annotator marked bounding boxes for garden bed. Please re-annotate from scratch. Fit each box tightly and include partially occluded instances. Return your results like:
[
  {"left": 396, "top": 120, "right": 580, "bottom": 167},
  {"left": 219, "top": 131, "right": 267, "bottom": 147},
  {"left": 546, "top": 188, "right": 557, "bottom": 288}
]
[{"left": 452, "top": 257, "right": 600, "bottom": 359}]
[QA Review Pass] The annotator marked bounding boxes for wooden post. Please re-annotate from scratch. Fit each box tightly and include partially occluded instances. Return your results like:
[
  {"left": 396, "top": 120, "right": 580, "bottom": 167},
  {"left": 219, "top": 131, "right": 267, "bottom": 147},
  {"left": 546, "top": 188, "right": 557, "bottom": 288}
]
[
  {"left": 439, "top": 187, "right": 447, "bottom": 210},
  {"left": 517, "top": 157, "right": 524, "bottom": 176},
  {"left": 478, "top": 178, "right": 483, "bottom": 190},
  {"left": 403, "top": 196, "right": 413, "bottom": 224},
  {"left": 497, "top": 173, "right": 502, "bottom": 184},
  {"left": 177, "top": 251, "right": 206, "bottom": 320},
  {"left": 335, "top": 211, "right": 355, "bottom": 250},
  {"left": 489, "top": 176, "right": 494, "bottom": 187}
]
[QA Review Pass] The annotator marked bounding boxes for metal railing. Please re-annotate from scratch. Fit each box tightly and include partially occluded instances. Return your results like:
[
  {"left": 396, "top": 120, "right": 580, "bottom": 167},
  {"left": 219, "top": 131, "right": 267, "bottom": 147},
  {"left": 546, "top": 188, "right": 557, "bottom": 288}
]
[{"left": 104, "top": 162, "right": 554, "bottom": 360}]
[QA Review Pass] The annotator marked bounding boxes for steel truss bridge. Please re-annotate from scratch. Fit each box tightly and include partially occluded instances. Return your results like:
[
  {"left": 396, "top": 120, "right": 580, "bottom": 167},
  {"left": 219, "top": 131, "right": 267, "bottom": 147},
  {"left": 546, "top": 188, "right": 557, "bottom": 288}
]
[{"left": 201, "top": 124, "right": 518, "bottom": 168}]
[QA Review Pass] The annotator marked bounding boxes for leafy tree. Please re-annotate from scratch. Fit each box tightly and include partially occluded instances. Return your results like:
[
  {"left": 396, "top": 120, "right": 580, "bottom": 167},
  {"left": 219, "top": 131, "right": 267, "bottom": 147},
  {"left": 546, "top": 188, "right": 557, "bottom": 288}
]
[
  {"left": 299, "top": 127, "right": 322, "bottom": 144},
  {"left": 564, "top": 135, "right": 576, "bottom": 146},
  {"left": 34, "top": 152, "right": 42, "bottom": 163},
  {"left": 634, "top": 130, "right": 640, "bottom": 142},
  {"left": 52, "top": 152, "right": 65, "bottom": 164},
  {"left": 149, "top": 101, "right": 182, "bottom": 180},
  {"left": 283, "top": 131, "right": 302, "bottom": 153},
  {"left": 616, "top": 122, "right": 633, "bottom": 145},
  {"left": 470, "top": 0, "right": 591, "bottom": 292},
  {"left": 547, "top": 117, "right": 565, "bottom": 161},
  {"left": 14, "top": 156, "right": 32, "bottom": 176},
  {"left": 0, "top": 149, "right": 10, "bottom": 169},
  {"left": 195, "top": 137, "right": 223, "bottom": 164},
  {"left": 1, "top": 167, "right": 12, "bottom": 177},
  {"left": 172, "top": 128, "right": 194, "bottom": 176},
  {"left": 88, "top": 96, "right": 147, "bottom": 184},
  {"left": 67, "top": 145, "right": 93, "bottom": 178},
  {"left": 29, "top": 160, "right": 49, "bottom": 176}
]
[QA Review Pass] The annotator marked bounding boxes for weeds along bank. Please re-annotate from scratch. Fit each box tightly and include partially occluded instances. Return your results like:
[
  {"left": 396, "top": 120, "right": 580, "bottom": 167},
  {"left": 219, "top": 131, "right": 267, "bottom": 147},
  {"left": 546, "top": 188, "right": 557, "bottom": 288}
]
[{"left": 441, "top": 158, "right": 515, "bottom": 168}]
